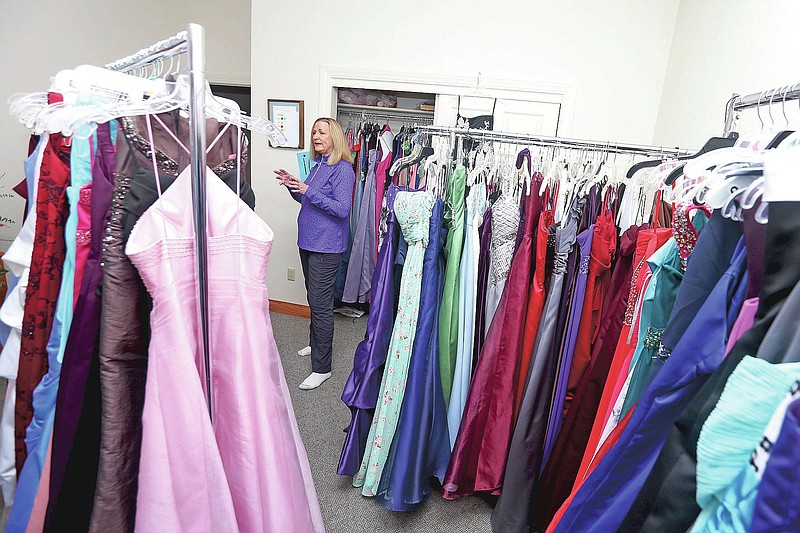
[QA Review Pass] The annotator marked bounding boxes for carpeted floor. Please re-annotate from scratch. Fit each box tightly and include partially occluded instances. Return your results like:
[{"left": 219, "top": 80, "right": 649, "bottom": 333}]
[
  {"left": 0, "top": 313, "right": 492, "bottom": 532},
  {"left": 270, "top": 311, "right": 492, "bottom": 532}
]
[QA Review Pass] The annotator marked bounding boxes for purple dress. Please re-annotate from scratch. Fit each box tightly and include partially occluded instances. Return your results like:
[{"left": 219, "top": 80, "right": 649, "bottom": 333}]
[
  {"left": 541, "top": 224, "right": 594, "bottom": 466},
  {"left": 342, "top": 150, "right": 378, "bottom": 303},
  {"left": 338, "top": 186, "right": 400, "bottom": 475}
]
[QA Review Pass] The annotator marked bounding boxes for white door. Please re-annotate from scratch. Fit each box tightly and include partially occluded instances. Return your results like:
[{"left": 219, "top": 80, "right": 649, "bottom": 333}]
[{"left": 435, "top": 94, "right": 561, "bottom": 136}]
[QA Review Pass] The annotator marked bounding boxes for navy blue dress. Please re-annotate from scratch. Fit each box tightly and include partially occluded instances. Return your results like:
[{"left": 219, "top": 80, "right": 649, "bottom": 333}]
[{"left": 376, "top": 198, "right": 451, "bottom": 511}]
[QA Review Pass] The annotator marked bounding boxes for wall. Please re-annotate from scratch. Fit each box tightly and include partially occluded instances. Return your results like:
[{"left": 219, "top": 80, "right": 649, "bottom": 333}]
[
  {"left": 0, "top": 0, "right": 251, "bottom": 250},
  {"left": 653, "top": 0, "right": 800, "bottom": 147},
  {"left": 252, "top": 0, "right": 682, "bottom": 304}
]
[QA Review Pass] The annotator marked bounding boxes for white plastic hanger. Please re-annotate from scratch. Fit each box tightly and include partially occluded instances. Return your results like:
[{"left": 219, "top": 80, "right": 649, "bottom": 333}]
[
  {"left": 389, "top": 133, "right": 423, "bottom": 177},
  {"left": 10, "top": 60, "right": 288, "bottom": 146}
]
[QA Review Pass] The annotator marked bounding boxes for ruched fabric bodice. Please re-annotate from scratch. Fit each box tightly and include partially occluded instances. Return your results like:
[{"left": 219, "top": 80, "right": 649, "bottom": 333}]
[{"left": 395, "top": 190, "right": 434, "bottom": 247}]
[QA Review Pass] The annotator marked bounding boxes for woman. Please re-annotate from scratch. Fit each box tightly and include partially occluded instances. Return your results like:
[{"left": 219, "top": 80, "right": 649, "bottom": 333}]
[{"left": 275, "top": 117, "right": 355, "bottom": 390}]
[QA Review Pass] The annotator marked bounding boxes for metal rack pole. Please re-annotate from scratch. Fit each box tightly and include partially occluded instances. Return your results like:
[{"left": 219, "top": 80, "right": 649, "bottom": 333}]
[
  {"left": 104, "top": 32, "right": 189, "bottom": 72},
  {"left": 102, "top": 24, "right": 221, "bottom": 421},
  {"left": 724, "top": 84, "right": 800, "bottom": 136},
  {"left": 413, "top": 125, "right": 693, "bottom": 158},
  {"left": 186, "top": 23, "right": 213, "bottom": 420}
]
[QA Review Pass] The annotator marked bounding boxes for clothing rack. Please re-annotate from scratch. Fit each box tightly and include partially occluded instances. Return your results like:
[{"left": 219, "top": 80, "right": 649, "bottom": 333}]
[
  {"left": 105, "top": 24, "right": 214, "bottom": 420},
  {"left": 412, "top": 125, "right": 694, "bottom": 158},
  {"left": 724, "top": 83, "right": 800, "bottom": 135}
]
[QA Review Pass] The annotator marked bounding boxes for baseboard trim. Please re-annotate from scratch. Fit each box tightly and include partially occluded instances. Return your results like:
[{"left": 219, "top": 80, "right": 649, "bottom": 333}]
[{"left": 269, "top": 299, "right": 311, "bottom": 318}]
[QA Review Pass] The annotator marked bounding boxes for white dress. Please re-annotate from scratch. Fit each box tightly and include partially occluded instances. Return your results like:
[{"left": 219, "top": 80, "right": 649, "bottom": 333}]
[{"left": 0, "top": 135, "right": 46, "bottom": 506}]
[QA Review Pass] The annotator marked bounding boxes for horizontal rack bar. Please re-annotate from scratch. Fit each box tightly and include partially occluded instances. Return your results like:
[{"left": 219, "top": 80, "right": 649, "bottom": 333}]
[{"left": 413, "top": 125, "right": 694, "bottom": 158}]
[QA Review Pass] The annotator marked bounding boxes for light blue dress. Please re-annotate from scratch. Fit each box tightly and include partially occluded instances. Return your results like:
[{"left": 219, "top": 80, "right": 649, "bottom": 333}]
[
  {"left": 448, "top": 184, "right": 486, "bottom": 447},
  {"left": 8, "top": 124, "right": 96, "bottom": 533},
  {"left": 691, "top": 357, "right": 800, "bottom": 532}
]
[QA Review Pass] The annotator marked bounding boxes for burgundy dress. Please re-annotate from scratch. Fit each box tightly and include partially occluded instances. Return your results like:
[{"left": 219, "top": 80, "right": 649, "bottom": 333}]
[
  {"left": 441, "top": 174, "right": 543, "bottom": 499},
  {"left": 16, "top": 130, "right": 71, "bottom": 474},
  {"left": 515, "top": 208, "right": 554, "bottom": 418}
]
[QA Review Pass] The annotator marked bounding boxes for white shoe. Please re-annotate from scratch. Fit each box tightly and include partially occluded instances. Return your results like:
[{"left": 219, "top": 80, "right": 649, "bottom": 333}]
[
  {"left": 299, "top": 372, "right": 331, "bottom": 390},
  {"left": 297, "top": 346, "right": 311, "bottom": 357}
]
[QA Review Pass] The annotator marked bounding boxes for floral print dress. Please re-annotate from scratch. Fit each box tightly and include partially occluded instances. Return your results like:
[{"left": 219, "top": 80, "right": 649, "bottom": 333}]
[{"left": 354, "top": 190, "right": 435, "bottom": 496}]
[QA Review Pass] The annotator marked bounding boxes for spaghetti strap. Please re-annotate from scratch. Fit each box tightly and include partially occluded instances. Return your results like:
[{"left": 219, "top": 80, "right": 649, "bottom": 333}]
[
  {"left": 149, "top": 114, "right": 230, "bottom": 158},
  {"left": 152, "top": 113, "right": 191, "bottom": 156},
  {"left": 145, "top": 114, "right": 165, "bottom": 198}
]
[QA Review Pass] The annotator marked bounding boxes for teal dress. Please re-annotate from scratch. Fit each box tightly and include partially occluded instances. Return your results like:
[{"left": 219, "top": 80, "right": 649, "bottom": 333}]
[
  {"left": 439, "top": 164, "right": 466, "bottom": 406},
  {"left": 620, "top": 237, "right": 684, "bottom": 417},
  {"left": 354, "top": 190, "right": 435, "bottom": 496},
  {"left": 622, "top": 212, "right": 709, "bottom": 415}
]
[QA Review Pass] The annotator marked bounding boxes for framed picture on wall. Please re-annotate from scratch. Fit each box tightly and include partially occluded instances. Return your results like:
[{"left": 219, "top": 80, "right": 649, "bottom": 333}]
[{"left": 267, "top": 99, "right": 304, "bottom": 148}]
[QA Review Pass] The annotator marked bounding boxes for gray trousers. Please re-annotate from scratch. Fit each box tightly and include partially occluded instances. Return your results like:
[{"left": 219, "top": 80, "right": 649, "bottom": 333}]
[{"left": 299, "top": 249, "right": 342, "bottom": 373}]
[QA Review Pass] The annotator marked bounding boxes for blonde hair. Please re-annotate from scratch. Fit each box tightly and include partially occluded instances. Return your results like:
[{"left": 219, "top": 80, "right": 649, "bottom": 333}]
[{"left": 310, "top": 117, "right": 353, "bottom": 165}]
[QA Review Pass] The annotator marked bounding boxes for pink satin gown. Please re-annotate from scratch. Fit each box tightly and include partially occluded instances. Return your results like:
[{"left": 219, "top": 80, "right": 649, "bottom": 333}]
[{"left": 127, "top": 166, "right": 324, "bottom": 532}]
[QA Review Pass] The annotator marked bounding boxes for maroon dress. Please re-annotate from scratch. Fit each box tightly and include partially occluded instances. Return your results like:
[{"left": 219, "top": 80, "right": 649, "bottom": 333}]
[
  {"left": 15, "top": 130, "right": 71, "bottom": 474},
  {"left": 441, "top": 174, "right": 543, "bottom": 499},
  {"left": 515, "top": 208, "right": 554, "bottom": 418}
]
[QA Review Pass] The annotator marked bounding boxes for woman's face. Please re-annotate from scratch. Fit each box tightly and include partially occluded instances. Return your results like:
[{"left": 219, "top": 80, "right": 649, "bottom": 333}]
[{"left": 312, "top": 121, "right": 334, "bottom": 156}]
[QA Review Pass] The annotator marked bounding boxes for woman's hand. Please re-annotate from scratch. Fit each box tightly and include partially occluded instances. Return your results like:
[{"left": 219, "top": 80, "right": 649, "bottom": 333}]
[{"left": 274, "top": 168, "right": 309, "bottom": 195}]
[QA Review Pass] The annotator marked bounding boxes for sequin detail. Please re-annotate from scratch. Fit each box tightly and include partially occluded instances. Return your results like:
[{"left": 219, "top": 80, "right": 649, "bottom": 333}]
[
  {"left": 624, "top": 257, "right": 647, "bottom": 327},
  {"left": 672, "top": 206, "right": 700, "bottom": 270},
  {"left": 119, "top": 116, "right": 250, "bottom": 176},
  {"left": 643, "top": 326, "right": 664, "bottom": 350},
  {"left": 79, "top": 187, "right": 92, "bottom": 204},
  {"left": 75, "top": 230, "right": 91, "bottom": 245},
  {"left": 579, "top": 255, "right": 590, "bottom": 276},
  {"left": 489, "top": 195, "right": 521, "bottom": 287},
  {"left": 120, "top": 117, "right": 179, "bottom": 175}
]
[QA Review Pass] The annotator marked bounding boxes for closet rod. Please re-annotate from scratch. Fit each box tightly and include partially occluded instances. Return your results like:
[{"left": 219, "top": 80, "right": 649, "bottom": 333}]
[
  {"left": 724, "top": 83, "right": 800, "bottom": 135},
  {"left": 105, "top": 24, "right": 214, "bottom": 420},
  {"left": 413, "top": 125, "right": 694, "bottom": 158},
  {"left": 338, "top": 109, "right": 434, "bottom": 122}
]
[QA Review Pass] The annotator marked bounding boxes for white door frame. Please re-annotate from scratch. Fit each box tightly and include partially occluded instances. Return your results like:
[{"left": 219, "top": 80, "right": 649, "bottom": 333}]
[{"left": 318, "top": 65, "right": 576, "bottom": 136}]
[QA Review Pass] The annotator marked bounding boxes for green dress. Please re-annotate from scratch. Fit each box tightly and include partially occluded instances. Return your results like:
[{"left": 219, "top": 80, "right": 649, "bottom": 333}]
[
  {"left": 438, "top": 164, "right": 467, "bottom": 405},
  {"left": 354, "top": 190, "right": 435, "bottom": 496}
]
